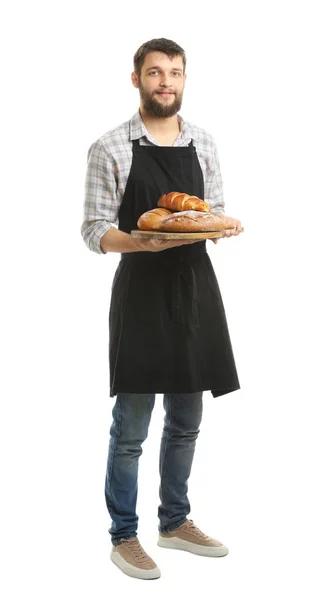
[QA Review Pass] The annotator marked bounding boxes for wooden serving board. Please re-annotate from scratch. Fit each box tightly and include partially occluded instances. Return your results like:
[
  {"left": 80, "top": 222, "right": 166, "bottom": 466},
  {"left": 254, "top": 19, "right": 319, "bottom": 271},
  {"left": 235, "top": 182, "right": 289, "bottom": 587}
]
[{"left": 131, "top": 229, "right": 243, "bottom": 240}]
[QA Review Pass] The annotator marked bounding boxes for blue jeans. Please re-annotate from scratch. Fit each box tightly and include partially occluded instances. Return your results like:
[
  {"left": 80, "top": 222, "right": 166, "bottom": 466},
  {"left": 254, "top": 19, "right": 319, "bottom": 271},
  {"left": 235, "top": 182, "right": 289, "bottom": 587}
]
[{"left": 104, "top": 392, "right": 203, "bottom": 546}]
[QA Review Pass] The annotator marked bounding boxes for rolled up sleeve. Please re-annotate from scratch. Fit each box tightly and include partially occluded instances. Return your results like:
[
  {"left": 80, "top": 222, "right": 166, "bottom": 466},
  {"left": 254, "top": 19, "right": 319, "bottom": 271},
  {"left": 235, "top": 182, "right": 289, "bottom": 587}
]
[
  {"left": 204, "top": 137, "right": 225, "bottom": 215},
  {"left": 81, "top": 141, "right": 118, "bottom": 254}
]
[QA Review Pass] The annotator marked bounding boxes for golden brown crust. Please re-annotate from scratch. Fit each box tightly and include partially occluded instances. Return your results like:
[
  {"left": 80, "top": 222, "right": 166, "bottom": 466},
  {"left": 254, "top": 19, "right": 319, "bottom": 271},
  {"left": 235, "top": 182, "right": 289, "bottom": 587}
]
[
  {"left": 157, "top": 191, "right": 210, "bottom": 212},
  {"left": 158, "top": 210, "right": 228, "bottom": 232},
  {"left": 137, "top": 207, "right": 173, "bottom": 230}
]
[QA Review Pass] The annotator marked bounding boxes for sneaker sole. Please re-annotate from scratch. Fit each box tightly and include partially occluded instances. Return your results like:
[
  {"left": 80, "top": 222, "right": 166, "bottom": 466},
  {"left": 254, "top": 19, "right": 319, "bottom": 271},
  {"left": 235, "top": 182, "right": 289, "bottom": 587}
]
[
  {"left": 110, "top": 550, "right": 161, "bottom": 579},
  {"left": 157, "top": 535, "right": 229, "bottom": 557}
]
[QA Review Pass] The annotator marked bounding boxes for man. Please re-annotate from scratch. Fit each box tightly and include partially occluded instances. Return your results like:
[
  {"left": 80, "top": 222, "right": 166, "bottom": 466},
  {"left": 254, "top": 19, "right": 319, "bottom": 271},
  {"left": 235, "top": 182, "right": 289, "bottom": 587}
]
[{"left": 81, "top": 38, "right": 242, "bottom": 580}]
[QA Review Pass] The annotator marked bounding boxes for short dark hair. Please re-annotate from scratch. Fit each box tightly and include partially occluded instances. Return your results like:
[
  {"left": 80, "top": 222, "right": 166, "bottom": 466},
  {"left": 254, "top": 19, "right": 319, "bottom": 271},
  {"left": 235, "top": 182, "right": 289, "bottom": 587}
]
[{"left": 133, "top": 38, "right": 186, "bottom": 77}]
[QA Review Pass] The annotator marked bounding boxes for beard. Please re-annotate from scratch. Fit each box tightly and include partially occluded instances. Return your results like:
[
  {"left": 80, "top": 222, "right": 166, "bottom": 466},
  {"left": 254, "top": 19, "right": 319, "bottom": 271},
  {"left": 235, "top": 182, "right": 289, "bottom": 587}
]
[{"left": 138, "top": 80, "right": 183, "bottom": 118}]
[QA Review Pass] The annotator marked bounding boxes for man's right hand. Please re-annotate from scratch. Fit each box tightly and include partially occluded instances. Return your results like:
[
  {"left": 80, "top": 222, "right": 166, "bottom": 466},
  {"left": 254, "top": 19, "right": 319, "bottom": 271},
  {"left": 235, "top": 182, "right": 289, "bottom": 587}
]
[
  {"left": 133, "top": 237, "right": 200, "bottom": 252},
  {"left": 100, "top": 226, "right": 199, "bottom": 254}
]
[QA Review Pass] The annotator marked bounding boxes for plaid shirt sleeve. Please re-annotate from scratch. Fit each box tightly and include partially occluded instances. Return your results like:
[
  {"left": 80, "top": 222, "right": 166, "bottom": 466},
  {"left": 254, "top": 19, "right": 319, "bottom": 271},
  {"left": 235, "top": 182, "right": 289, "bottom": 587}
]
[
  {"left": 81, "top": 141, "right": 118, "bottom": 254},
  {"left": 204, "top": 136, "right": 225, "bottom": 215}
]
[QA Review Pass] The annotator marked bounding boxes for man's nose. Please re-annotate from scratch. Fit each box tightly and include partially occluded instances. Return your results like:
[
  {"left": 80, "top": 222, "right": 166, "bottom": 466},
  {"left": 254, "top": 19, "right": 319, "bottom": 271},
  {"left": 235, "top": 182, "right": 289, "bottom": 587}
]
[{"left": 160, "top": 73, "right": 172, "bottom": 86}]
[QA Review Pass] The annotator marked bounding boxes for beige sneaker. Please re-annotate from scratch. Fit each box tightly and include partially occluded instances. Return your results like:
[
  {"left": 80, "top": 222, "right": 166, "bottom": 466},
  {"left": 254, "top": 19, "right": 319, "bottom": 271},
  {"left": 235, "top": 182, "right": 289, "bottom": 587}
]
[
  {"left": 110, "top": 537, "right": 161, "bottom": 579},
  {"left": 158, "top": 519, "right": 229, "bottom": 557}
]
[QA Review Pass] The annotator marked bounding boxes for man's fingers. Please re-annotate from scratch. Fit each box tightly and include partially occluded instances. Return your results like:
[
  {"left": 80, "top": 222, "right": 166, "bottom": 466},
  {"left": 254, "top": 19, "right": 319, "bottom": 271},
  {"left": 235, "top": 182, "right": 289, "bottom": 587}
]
[{"left": 222, "top": 225, "right": 242, "bottom": 237}]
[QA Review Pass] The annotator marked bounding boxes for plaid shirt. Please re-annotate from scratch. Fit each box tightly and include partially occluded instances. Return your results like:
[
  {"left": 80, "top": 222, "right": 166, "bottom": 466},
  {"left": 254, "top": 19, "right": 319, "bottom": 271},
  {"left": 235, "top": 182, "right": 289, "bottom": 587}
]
[{"left": 81, "top": 110, "right": 225, "bottom": 254}]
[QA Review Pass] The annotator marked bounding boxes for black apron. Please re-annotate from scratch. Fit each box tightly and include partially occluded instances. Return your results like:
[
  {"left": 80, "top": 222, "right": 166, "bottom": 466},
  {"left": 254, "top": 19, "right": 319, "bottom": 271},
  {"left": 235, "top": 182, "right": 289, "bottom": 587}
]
[{"left": 109, "top": 137, "right": 240, "bottom": 398}]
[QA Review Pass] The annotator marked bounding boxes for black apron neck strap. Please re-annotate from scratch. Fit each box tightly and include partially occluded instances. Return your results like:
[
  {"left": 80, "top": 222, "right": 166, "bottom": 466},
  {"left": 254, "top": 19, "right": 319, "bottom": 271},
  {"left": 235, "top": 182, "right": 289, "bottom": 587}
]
[{"left": 132, "top": 138, "right": 194, "bottom": 148}]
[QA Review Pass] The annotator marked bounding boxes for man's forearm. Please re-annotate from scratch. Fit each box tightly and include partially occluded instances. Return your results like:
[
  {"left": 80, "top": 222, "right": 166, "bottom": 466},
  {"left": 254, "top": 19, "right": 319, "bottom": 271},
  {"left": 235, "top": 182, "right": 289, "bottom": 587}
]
[
  {"left": 99, "top": 225, "right": 200, "bottom": 254},
  {"left": 100, "top": 226, "right": 142, "bottom": 253}
]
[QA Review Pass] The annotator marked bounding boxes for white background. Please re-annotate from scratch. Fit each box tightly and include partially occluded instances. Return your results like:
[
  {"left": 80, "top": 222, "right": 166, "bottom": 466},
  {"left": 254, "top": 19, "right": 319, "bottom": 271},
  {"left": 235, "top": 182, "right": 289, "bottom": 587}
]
[{"left": 1, "top": 0, "right": 322, "bottom": 597}]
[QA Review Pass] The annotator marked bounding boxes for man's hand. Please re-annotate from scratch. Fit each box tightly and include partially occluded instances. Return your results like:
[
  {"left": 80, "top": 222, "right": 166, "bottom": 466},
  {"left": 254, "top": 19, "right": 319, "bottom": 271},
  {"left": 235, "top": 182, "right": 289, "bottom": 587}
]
[
  {"left": 134, "top": 238, "right": 200, "bottom": 252},
  {"left": 100, "top": 226, "right": 200, "bottom": 253},
  {"left": 211, "top": 214, "right": 243, "bottom": 243}
]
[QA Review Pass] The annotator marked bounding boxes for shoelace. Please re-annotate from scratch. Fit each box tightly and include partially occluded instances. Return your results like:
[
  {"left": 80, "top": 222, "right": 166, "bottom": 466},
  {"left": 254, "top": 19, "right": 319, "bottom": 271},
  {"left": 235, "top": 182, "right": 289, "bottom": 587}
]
[
  {"left": 120, "top": 538, "right": 149, "bottom": 563},
  {"left": 182, "top": 520, "right": 211, "bottom": 540}
]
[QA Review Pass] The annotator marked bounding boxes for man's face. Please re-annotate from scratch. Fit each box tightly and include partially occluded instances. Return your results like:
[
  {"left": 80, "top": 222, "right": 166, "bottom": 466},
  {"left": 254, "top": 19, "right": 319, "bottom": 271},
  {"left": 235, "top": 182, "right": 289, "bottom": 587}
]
[{"left": 132, "top": 52, "right": 186, "bottom": 118}]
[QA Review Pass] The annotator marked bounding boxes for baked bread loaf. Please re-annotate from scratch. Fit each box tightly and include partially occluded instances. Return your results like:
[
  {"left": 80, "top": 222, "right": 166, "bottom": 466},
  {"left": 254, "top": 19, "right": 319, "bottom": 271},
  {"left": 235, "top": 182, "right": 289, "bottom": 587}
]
[
  {"left": 158, "top": 192, "right": 210, "bottom": 212},
  {"left": 137, "top": 208, "right": 227, "bottom": 232},
  {"left": 158, "top": 210, "right": 227, "bottom": 232},
  {"left": 137, "top": 207, "right": 173, "bottom": 230}
]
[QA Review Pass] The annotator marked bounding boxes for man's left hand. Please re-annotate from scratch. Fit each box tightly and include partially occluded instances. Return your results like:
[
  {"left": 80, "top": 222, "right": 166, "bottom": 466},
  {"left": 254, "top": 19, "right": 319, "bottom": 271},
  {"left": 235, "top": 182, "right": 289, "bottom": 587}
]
[{"left": 211, "top": 214, "right": 243, "bottom": 242}]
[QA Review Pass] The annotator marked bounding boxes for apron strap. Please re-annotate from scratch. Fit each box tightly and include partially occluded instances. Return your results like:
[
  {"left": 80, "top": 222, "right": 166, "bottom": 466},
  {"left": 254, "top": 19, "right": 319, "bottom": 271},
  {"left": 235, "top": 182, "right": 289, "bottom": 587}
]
[{"left": 132, "top": 138, "right": 194, "bottom": 147}]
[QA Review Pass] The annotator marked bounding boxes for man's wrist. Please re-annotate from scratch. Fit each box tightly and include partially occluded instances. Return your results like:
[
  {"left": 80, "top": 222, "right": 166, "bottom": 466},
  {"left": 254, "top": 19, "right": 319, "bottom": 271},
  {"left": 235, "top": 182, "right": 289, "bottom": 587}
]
[{"left": 131, "top": 237, "right": 145, "bottom": 251}]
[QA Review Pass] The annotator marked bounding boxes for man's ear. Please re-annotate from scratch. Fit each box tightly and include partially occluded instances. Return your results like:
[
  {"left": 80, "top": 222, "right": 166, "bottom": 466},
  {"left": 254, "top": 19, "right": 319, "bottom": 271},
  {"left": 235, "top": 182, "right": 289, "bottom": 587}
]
[{"left": 131, "top": 71, "right": 139, "bottom": 89}]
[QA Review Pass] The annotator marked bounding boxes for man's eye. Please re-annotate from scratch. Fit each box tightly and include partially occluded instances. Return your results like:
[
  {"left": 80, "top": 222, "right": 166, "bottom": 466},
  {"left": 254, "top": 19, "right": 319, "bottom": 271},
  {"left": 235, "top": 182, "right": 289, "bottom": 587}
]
[{"left": 149, "top": 71, "right": 181, "bottom": 76}]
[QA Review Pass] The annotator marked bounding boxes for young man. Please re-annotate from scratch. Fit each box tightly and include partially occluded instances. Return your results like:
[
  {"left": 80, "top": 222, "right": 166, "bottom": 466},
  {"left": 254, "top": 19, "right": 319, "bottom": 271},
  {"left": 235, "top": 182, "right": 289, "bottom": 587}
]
[{"left": 82, "top": 38, "right": 242, "bottom": 580}]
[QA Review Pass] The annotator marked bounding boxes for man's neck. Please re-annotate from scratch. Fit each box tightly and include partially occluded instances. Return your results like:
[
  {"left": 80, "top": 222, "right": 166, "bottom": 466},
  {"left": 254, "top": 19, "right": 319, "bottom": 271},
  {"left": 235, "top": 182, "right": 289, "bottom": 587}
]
[{"left": 139, "top": 107, "right": 181, "bottom": 139}]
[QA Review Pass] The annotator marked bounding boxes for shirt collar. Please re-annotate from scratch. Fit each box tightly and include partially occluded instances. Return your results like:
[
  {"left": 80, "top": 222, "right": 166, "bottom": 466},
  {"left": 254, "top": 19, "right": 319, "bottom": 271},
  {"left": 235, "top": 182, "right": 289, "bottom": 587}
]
[{"left": 129, "top": 109, "right": 196, "bottom": 144}]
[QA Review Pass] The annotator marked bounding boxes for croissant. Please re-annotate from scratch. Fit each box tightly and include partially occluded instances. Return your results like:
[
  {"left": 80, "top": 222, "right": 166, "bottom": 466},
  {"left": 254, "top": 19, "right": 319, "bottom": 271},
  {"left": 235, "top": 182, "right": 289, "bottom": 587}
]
[
  {"left": 158, "top": 192, "right": 210, "bottom": 212},
  {"left": 137, "top": 208, "right": 228, "bottom": 232}
]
